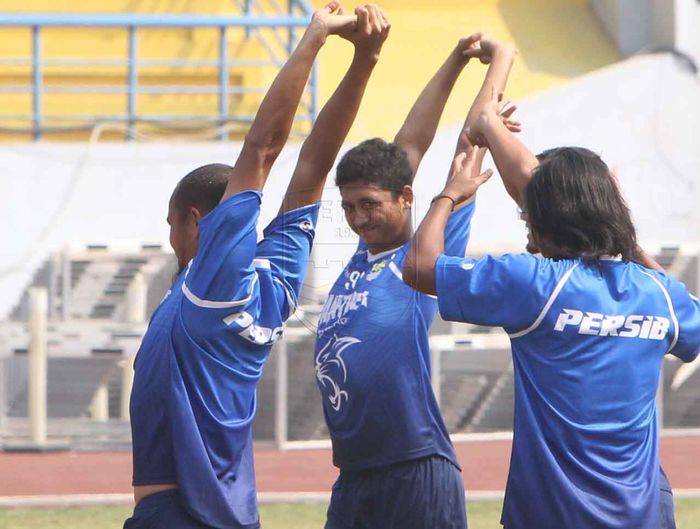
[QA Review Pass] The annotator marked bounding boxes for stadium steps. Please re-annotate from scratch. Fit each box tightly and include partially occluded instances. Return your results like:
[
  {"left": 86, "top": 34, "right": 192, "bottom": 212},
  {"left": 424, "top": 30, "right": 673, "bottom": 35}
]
[
  {"left": 1, "top": 417, "right": 132, "bottom": 451},
  {"left": 670, "top": 255, "right": 698, "bottom": 295},
  {"left": 252, "top": 350, "right": 277, "bottom": 441},
  {"left": 8, "top": 259, "right": 52, "bottom": 322},
  {"left": 440, "top": 374, "right": 489, "bottom": 433},
  {"left": 252, "top": 327, "right": 326, "bottom": 442},
  {"left": 9, "top": 244, "right": 174, "bottom": 323},
  {"left": 6, "top": 357, "right": 120, "bottom": 418},
  {"left": 662, "top": 356, "right": 700, "bottom": 428},
  {"left": 464, "top": 363, "right": 515, "bottom": 432}
]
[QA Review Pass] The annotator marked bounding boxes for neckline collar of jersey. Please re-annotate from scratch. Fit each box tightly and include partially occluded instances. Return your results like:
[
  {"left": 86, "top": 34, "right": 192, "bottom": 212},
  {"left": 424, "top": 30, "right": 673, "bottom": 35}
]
[
  {"left": 599, "top": 255, "right": 623, "bottom": 261},
  {"left": 367, "top": 245, "right": 402, "bottom": 263}
]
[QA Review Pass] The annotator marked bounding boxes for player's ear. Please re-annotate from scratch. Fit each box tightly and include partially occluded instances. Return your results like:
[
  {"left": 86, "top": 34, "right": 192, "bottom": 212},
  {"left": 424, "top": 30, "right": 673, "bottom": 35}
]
[
  {"left": 399, "top": 185, "right": 413, "bottom": 210},
  {"left": 190, "top": 207, "right": 203, "bottom": 226}
]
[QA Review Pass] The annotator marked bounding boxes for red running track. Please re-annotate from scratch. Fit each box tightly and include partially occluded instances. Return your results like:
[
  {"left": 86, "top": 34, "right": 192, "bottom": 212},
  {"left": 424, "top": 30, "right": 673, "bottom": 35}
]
[{"left": 1, "top": 436, "right": 699, "bottom": 497}]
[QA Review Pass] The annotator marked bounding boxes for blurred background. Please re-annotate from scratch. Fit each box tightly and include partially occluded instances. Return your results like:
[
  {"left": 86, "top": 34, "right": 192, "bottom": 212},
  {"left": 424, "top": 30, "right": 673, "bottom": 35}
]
[{"left": 0, "top": 0, "right": 698, "bottom": 495}]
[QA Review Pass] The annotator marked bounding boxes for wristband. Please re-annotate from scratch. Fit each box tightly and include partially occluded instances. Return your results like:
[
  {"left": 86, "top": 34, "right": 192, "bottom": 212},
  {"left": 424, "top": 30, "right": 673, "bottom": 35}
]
[{"left": 431, "top": 194, "right": 457, "bottom": 211}]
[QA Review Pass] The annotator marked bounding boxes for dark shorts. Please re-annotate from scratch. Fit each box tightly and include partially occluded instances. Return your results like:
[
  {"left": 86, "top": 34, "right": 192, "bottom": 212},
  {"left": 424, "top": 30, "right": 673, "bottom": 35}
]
[
  {"left": 325, "top": 455, "right": 467, "bottom": 529},
  {"left": 123, "top": 490, "right": 216, "bottom": 529}
]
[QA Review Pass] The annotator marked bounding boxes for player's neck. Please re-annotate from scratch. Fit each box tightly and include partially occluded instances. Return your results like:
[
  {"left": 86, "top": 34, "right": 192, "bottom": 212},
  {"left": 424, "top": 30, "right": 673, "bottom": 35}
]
[{"left": 365, "top": 225, "right": 413, "bottom": 255}]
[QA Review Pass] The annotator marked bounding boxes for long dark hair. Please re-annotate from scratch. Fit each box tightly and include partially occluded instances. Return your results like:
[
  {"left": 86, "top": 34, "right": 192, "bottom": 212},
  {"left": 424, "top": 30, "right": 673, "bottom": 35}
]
[{"left": 525, "top": 147, "right": 640, "bottom": 261}]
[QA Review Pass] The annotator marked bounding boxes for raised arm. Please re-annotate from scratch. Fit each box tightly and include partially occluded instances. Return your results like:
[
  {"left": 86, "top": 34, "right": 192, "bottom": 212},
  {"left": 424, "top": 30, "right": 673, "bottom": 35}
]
[
  {"left": 403, "top": 147, "right": 492, "bottom": 295},
  {"left": 468, "top": 89, "right": 538, "bottom": 206},
  {"left": 279, "top": 4, "right": 390, "bottom": 213},
  {"left": 454, "top": 37, "right": 517, "bottom": 155},
  {"left": 393, "top": 34, "right": 484, "bottom": 178},
  {"left": 222, "top": 2, "right": 357, "bottom": 201}
]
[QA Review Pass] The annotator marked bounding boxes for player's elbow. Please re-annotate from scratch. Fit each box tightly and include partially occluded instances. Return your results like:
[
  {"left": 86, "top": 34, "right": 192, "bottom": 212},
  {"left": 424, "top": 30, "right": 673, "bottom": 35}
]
[
  {"left": 402, "top": 258, "right": 419, "bottom": 290},
  {"left": 243, "top": 132, "right": 284, "bottom": 170},
  {"left": 403, "top": 256, "right": 437, "bottom": 295}
]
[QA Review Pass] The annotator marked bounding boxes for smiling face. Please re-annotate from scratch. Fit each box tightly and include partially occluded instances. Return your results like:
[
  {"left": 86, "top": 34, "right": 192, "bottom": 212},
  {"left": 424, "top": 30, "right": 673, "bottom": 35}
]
[{"left": 340, "top": 181, "right": 413, "bottom": 254}]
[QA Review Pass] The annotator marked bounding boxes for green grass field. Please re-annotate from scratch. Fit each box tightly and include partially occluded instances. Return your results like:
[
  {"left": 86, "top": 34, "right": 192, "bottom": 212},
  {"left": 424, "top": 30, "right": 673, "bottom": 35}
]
[{"left": 1, "top": 499, "right": 699, "bottom": 529}]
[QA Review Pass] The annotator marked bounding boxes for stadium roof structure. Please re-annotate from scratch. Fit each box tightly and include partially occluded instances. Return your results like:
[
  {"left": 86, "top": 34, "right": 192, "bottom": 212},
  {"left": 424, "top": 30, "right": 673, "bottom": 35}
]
[{"left": 1, "top": 51, "right": 698, "bottom": 319}]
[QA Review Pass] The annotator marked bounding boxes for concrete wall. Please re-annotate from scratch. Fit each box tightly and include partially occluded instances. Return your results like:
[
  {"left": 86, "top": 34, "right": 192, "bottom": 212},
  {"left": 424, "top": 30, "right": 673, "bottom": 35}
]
[
  {"left": 1, "top": 53, "right": 698, "bottom": 319},
  {"left": 590, "top": 0, "right": 651, "bottom": 55},
  {"left": 592, "top": 0, "right": 700, "bottom": 65},
  {"left": 673, "top": 0, "right": 700, "bottom": 63}
]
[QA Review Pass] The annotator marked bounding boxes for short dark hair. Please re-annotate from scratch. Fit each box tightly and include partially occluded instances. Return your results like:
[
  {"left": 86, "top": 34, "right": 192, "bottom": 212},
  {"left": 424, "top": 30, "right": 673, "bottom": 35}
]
[
  {"left": 172, "top": 163, "right": 230, "bottom": 217},
  {"left": 524, "top": 147, "right": 640, "bottom": 261},
  {"left": 335, "top": 138, "right": 412, "bottom": 197}
]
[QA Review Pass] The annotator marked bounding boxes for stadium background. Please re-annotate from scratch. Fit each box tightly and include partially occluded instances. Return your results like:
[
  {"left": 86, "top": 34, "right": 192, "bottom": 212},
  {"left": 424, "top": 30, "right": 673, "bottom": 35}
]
[{"left": 0, "top": 0, "right": 699, "bottom": 524}]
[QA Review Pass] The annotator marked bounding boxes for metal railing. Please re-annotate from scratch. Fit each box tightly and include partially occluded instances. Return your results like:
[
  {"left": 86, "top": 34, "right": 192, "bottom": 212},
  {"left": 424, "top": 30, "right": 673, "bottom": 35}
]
[{"left": 0, "top": 1, "right": 317, "bottom": 141}]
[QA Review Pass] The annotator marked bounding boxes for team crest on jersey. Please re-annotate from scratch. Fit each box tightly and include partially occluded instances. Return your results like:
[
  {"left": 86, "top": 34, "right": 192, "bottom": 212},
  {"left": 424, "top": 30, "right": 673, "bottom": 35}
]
[
  {"left": 366, "top": 260, "right": 387, "bottom": 282},
  {"left": 315, "top": 335, "right": 360, "bottom": 412}
]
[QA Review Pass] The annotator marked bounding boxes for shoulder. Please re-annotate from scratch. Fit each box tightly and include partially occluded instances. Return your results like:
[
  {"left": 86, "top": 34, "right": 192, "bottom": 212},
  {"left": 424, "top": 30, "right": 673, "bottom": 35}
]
[{"left": 198, "top": 190, "right": 262, "bottom": 233}]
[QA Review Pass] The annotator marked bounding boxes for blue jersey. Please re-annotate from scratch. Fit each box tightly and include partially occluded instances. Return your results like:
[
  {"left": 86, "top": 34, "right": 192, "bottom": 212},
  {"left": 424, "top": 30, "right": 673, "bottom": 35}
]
[
  {"left": 435, "top": 253, "right": 700, "bottom": 529},
  {"left": 315, "top": 201, "right": 475, "bottom": 471},
  {"left": 130, "top": 190, "right": 319, "bottom": 528}
]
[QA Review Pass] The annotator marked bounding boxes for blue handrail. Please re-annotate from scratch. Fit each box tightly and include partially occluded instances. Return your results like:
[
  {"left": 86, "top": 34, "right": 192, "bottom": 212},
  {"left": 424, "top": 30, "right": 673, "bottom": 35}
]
[
  {"left": 0, "top": 14, "right": 310, "bottom": 28},
  {"left": 0, "top": 11, "right": 316, "bottom": 141}
]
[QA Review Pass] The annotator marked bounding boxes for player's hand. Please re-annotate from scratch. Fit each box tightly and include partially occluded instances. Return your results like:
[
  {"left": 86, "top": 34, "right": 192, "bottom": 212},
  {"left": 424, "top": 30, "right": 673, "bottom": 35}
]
[
  {"left": 340, "top": 4, "right": 390, "bottom": 59},
  {"left": 466, "top": 34, "right": 517, "bottom": 65},
  {"left": 467, "top": 88, "right": 520, "bottom": 147},
  {"left": 499, "top": 102, "right": 521, "bottom": 134},
  {"left": 441, "top": 146, "right": 493, "bottom": 205},
  {"left": 309, "top": 1, "right": 358, "bottom": 41},
  {"left": 452, "top": 33, "right": 484, "bottom": 64}
]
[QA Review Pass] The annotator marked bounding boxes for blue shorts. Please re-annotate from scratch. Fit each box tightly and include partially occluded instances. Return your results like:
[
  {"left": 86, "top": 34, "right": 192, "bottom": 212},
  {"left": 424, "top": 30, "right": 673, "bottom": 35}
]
[
  {"left": 325, "top": 455, "right": 467, "bottom": 529},
  {"left": 123, "top": 489, "right": 217, "bottom": 529}
]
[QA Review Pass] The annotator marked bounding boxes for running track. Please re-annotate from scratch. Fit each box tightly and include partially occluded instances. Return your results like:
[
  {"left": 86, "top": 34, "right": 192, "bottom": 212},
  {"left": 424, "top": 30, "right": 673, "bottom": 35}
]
[{"left": 1, "top": 436, "right": 699, "bottom": 500}]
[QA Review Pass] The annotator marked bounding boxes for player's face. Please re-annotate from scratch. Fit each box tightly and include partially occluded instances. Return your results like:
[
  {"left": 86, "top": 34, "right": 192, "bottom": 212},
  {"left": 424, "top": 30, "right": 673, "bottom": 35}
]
[
  {"left": 167, "top": 196, "right": 199, "bottom": 273},
  {"left": 340, "top": 182, "right": 412, "bottom": 253}
]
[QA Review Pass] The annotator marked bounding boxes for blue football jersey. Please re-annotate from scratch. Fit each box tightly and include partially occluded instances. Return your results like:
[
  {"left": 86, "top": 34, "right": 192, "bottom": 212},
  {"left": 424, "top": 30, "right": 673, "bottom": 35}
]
[
  {"left": 130, "top": 190, "right": 320, "bottom": 528},
  {"left": 436, "top": 253, "right": 700, "bottom": 529},
  {"left": 315, "top": 201, "right": 475, "bottom": 471}
]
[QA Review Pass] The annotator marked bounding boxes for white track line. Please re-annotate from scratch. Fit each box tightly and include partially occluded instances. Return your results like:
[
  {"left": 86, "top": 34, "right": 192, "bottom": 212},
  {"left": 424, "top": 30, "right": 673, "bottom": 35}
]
[{"left": 3, "top": 489, "right": 700, "bottom": 508}]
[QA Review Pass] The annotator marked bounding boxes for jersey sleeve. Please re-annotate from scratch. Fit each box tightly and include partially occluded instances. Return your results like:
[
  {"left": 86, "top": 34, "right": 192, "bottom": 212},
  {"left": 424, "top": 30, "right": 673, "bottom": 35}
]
[
  {"left": 435, "top": 252, "right": 550, "bottom": 332},
  {"left": 666, "top": 278, "right": 700, "bottom": 362},
  {"left": 255, "top": 202, "right": 321, "bottom": 318},
  {"left": 182, "top": 190, "right": 261, "bottom": 305},
  {"left": 443, "top": 199, "right": 476, "bottom": 258}
]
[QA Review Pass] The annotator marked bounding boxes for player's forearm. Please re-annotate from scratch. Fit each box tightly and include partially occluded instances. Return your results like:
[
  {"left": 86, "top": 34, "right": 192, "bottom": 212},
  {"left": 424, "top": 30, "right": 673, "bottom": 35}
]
[
  {"left": 403, "top": 198, "right": 451, "bottom": 295},
  {"left": 455, "top": 43, "right": 515, "bottom": 154},
  {"left": 483, "top": 115, "right": 537, "bottom": 206},
  {"left": 303, "top": 53, "right": 377, "bottom": 177},
  {"left": 279, "top": 53, "right": 378, "bottom": 212},
  {"left": 223, "top": 24, "right": 329, "bottom": 200},
  {"left": 242, "top": 29, "right": 325, "bottom": 168},
  {"left": 394, "top": 49, "right": 468, "bottom": 177}
]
